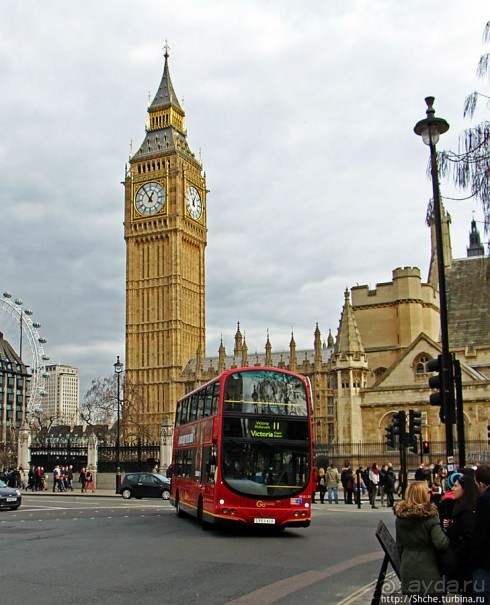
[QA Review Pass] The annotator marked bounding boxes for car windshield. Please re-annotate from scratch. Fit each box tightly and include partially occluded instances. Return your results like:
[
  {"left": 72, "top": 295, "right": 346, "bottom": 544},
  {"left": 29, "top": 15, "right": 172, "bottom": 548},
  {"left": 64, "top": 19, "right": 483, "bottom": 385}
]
[
  {"left": 153, "top": 473, "right": 170, "bottom": 483},
  {"left": 0, "top": 480, "right": 7, "bottom": 488},
  {"left": 222, "top": 442, "right": 309, "bottom": 498}
]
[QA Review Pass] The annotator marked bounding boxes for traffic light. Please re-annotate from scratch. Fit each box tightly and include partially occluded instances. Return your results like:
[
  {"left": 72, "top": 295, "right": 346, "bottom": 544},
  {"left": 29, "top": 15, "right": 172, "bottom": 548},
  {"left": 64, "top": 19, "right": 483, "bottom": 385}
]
[
  {"left": 422, "top": 440, "right": 430, "bottom": 454},
  {"left": 427, "top": 354, "right": 454, "bottom": 424},
  {"left": 385, "top": 424, "right": 395, "bottom": 449},
  {"left": 392, "top": 410, "right": 406, "bottom": 447},
  {"left": 408, "top": 410, "right": 422, "bottom": 453}
]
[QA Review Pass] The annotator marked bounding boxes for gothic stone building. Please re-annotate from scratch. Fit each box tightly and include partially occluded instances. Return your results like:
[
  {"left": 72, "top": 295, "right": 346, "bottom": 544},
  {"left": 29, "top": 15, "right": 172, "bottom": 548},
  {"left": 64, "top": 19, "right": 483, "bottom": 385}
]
[{"left": 124, "top": 52, "right": 490, "bottom": 447}]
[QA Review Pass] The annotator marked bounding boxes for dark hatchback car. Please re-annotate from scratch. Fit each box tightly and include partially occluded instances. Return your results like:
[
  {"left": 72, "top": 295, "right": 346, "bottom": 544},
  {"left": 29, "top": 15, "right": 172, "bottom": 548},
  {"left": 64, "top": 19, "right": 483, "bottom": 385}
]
[
  {"left": 119, "top": 472, "right": 171, "bottom": 500},
  {"left": 0, "top": 479, "right": 22, "bottom": 510}
]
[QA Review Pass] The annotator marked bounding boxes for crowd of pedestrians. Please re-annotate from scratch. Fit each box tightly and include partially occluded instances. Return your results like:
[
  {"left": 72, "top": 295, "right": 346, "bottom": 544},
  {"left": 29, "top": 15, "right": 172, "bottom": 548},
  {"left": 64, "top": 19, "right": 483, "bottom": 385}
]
[
  {"left": 0, "top": 464, "right": 98, "bottom": 492},
  {"left": 394, "top": 463, "right": 490, "bottom": 603}
]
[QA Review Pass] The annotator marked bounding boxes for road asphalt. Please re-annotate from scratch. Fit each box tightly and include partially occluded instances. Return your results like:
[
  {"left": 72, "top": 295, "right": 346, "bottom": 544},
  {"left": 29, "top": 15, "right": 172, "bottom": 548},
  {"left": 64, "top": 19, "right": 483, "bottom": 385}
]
[{"left": 21, "top": 490, "right": 399, "bottom": 603}]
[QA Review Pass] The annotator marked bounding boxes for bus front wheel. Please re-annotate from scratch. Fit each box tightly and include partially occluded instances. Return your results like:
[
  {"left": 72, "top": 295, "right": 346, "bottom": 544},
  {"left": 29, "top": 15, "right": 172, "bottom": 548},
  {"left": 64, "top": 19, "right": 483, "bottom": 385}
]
[
  {"left": 176, "top": 494, "right": 185, "bottom": 518},
  {"left": 197, "top": 498, "right": 209, "bottom": 531}
]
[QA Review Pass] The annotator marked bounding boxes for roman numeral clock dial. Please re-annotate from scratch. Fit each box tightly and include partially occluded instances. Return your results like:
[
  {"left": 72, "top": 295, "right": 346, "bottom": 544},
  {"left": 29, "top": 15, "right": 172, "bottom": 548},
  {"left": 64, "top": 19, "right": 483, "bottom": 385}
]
[
  {"left": 186, "top": 186, "right": 203, "bottom": 220},
  {"left": 134, "top": 182, "right": 165, "bottom": 216}
]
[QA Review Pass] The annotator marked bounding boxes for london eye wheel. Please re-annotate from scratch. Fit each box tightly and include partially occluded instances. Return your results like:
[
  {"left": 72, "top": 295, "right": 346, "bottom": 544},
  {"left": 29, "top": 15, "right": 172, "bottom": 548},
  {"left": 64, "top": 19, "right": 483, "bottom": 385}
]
[{"left": 0, "top": 291, "right": 49, "bottom": 415}]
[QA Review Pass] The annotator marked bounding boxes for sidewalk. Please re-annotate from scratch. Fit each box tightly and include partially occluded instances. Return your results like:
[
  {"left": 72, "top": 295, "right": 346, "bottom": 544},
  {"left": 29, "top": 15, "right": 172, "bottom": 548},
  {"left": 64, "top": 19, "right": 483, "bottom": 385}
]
[{"left": 22, "top": 488, "right": 119, "bottom": 498}]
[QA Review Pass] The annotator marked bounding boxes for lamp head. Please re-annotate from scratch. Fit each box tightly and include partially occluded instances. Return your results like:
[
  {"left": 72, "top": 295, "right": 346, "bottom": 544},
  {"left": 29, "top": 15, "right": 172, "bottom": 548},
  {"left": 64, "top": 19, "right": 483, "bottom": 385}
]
[
  {"left": 114, "top": 355, "right": 124, "bottom": 374},
  {"left": 414, "top": 96, "right": 449, "bottom": 145}
]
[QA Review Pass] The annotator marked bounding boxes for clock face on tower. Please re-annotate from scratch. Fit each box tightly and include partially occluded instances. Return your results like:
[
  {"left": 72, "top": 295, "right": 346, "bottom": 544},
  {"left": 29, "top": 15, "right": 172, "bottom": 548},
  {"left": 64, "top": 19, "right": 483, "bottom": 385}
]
[
  {"left": 134, "top": 182, "right": 166, "bottom": 216},
  {"left": 185, "top": 186, "right": 203, "bottom": 220}
]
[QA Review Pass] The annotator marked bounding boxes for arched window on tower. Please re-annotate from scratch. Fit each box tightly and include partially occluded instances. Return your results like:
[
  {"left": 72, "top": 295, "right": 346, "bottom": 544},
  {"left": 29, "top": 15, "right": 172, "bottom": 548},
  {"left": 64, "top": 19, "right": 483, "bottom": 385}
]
[{"left": 413, "top": 354, "right": 431, "bottom": 381}]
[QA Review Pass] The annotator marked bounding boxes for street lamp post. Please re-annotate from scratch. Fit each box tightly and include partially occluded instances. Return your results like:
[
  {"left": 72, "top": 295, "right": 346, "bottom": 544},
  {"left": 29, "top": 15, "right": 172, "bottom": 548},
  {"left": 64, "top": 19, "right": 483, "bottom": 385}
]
[
  {"left": 114, "top": 356, "right": 124, "bottom": 494},
  {"left": 414, "top": 97, "right": 455, "bottom": 464}
]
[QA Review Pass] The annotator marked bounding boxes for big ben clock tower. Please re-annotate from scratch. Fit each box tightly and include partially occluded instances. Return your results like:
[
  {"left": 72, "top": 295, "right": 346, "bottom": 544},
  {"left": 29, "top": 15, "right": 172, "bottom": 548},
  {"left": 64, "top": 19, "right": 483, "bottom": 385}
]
[{"left": 124, "top": 48, "right": 207, "bottom": 437}]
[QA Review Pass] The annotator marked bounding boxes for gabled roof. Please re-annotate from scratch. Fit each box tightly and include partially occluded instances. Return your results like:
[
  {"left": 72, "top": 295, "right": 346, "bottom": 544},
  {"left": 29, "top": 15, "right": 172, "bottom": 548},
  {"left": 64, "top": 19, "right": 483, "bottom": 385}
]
[{"left": 370, "top": 332, "right": 483, "bottom": 390}]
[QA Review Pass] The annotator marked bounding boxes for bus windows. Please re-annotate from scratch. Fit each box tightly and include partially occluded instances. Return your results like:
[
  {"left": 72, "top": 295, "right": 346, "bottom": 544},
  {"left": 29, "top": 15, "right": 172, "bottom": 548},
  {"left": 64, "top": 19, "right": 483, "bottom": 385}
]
[
  {"left": 202, "top": 445, "right": 217, "bottom": 484},
  {"left": 189, "top": 394, "right": 198, "bottom": 422},
  {"left": 175, "top": 401, "right": 182, "bottom": 427},
  {"left": 175, "top": 448, "right": 195, "bottom": 479},
  {"left": 224, "top": 372, "right": 243, "bottom": 411},
  {"left": 223, "top": 370, "right": 308, "bottom": 417},
  {"left": 203, "top": 384, "right": 213, "bottom": 417},
  {"left": 197, "top": 390, "right": 206, "bottom": 418},
  {"left": 210, "top": 382, "right": 219, "bottom": 415},
  {"left": 180, "top": 399, "right": 189, "bottom": 424}
]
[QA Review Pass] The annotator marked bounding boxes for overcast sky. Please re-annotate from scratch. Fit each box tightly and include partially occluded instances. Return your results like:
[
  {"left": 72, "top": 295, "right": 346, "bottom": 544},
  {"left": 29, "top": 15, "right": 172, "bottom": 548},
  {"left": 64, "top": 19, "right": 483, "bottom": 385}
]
[{"left": 1, "top": 1, "right": 488, "bottom": 400}]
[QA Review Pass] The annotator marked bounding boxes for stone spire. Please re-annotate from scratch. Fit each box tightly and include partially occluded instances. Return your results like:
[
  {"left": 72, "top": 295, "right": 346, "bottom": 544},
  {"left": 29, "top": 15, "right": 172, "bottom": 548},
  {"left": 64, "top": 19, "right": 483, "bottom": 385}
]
[
  {"left": 427, "top": 200, "right": 452, "bottom": 289},
  {"left": 218, "top": 336, "right": 226, "bottom": 372},
  {"left": 149, "top": 45, "right": 184, "bottom": 113},
  {"left": 289, "top": 331, "right": 297, "bottom": 371},
  {"left": 241, "top": 334, "right": 249, "bottom": 367},
  {"left": 467, "top": 218, "right": 485, "bottom": 257},
  {"left": 234, "top": 322, "right": 243, "bottom": 357},
  {"left": 314, "top": 323, "right": 322, "bottom": 368},
  {"left": 334, "top": 289, "right": 365, "bottom": 355},
  {"left": 327, "top": 329, "right": 334, "bottom": 347},
  {"left": 265, "top": 330, "right": 272, "bottom": 367},
  {"left": 132, "top": 46, "right": 197, "bottom": 162}
]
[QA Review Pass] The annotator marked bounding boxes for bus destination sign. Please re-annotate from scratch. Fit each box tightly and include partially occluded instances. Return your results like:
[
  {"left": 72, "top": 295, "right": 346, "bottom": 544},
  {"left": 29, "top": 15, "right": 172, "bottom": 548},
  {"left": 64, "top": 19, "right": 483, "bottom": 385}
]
[{"left": 249, "top": 419, "right": 285, "bottom": 439}]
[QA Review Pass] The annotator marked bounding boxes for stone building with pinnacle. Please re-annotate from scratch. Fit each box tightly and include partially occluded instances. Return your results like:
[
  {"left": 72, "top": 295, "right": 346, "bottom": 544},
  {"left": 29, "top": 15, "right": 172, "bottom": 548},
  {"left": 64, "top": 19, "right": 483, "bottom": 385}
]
[{"left": 124, "top": 52, "right": 490, "bottom": 448}]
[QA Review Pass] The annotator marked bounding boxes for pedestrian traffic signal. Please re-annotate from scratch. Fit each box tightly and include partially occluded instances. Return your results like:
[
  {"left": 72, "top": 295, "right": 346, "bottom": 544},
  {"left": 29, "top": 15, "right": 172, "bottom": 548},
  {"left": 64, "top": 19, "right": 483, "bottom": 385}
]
[
  {"left": 422, "top": 440, "right": 430, "bottom": 454},
  {"left": 385, "top": 423, "right": 395, "bottom": 449}
]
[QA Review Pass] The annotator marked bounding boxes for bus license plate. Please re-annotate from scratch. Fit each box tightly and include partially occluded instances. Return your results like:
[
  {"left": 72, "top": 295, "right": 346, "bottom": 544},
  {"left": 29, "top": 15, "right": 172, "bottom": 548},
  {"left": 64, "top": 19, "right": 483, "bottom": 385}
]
[{"left": 254, "top": 518, "right": 275, "bottom": 524}]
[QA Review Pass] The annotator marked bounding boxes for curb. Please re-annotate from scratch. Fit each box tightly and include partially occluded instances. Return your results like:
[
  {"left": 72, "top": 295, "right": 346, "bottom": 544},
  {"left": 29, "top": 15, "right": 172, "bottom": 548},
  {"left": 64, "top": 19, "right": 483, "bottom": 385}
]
[{"left": 22, "top": 490, "right": 118, "bottom": 498}]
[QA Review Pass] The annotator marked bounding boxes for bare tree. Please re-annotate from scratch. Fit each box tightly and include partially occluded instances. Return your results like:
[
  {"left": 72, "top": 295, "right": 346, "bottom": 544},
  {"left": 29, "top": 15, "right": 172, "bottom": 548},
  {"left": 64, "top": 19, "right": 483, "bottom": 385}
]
[
  {"left": 438, "top": 20, "right": 490, "bottom": 230},
  {"left": 29, "top": 410, "right": 64, "bottom": 432},
  {"left": 81, "top": 374, "right": 155, "bottom": 443},
  {"left": 81, "top": 375, "right": 118, "bottom": 427}
]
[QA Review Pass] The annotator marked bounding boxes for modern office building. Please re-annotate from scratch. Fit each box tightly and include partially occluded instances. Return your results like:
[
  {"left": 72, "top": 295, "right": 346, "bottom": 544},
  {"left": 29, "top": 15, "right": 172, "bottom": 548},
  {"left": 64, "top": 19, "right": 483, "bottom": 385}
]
[{"left": 43, "top": 364, "right": 79, "bottom": 425}]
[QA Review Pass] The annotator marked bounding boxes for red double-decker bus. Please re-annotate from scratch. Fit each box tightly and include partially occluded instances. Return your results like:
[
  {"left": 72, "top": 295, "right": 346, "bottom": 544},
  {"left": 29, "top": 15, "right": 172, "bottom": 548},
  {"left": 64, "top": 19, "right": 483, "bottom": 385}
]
[{"left": 170, "top": 367, "right": 313, "bottom": 529}]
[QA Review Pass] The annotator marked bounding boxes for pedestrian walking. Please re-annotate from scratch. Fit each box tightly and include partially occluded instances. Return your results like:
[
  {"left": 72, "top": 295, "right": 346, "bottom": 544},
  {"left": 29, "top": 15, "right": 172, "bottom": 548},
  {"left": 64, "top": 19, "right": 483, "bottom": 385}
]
[
  {"left": 341, "top": 465, "right": 354, "bottom": 504},
  {"left": 79, "top": 467, "right": 86, "bottom": 492},
  {"left": 326, "top": 463, "right": 340, "bottom": 504},
  {"left": 442, "top": 473, "right": 480, "bottom": 596},
  {"left": 395, "top": 480, "right": 449, "bottom": 600},
  {"left": 368, "top": 463, "right": 380, "bottom": 508},
  {"left": 317, "top": 467, "right": 326, "bottom": 504},
  {"left": 383, "top": 465, "right": 396, "bottom": 507},
  {"left": 311, "top": 466, "right": 318, "bottom": 503},
  {"left": 84, "top": 468, "right": 95, "bottom": 493}
]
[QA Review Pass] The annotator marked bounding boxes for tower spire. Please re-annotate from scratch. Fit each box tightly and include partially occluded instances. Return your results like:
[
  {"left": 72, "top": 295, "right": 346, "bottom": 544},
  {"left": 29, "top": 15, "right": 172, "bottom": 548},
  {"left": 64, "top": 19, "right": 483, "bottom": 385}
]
[{"left": 334, "top": 289, "right": 365, "bottom": 355}]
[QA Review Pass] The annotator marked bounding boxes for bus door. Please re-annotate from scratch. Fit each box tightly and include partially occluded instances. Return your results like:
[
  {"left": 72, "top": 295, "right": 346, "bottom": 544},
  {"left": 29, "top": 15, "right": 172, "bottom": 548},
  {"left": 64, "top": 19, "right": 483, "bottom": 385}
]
[{"left": 201, "top": 444, "right": 218, "bottom": 510}]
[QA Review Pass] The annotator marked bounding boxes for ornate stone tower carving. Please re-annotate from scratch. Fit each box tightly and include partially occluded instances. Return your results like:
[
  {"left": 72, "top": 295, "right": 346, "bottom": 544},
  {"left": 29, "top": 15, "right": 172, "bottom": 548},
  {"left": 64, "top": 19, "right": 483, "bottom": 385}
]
[{"left": 124, "top": 49, "right": 207, "bottom": 436}]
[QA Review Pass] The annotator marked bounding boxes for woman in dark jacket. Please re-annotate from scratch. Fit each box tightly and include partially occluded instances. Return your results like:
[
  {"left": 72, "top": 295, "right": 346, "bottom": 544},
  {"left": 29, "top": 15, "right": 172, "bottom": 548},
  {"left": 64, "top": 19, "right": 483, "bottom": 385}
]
[
  {"left": 395, "top": 480, "right": 449, "bottom": 599},
  {"left": 443, "top": 474, "right": 480, "bottom": 596}
]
